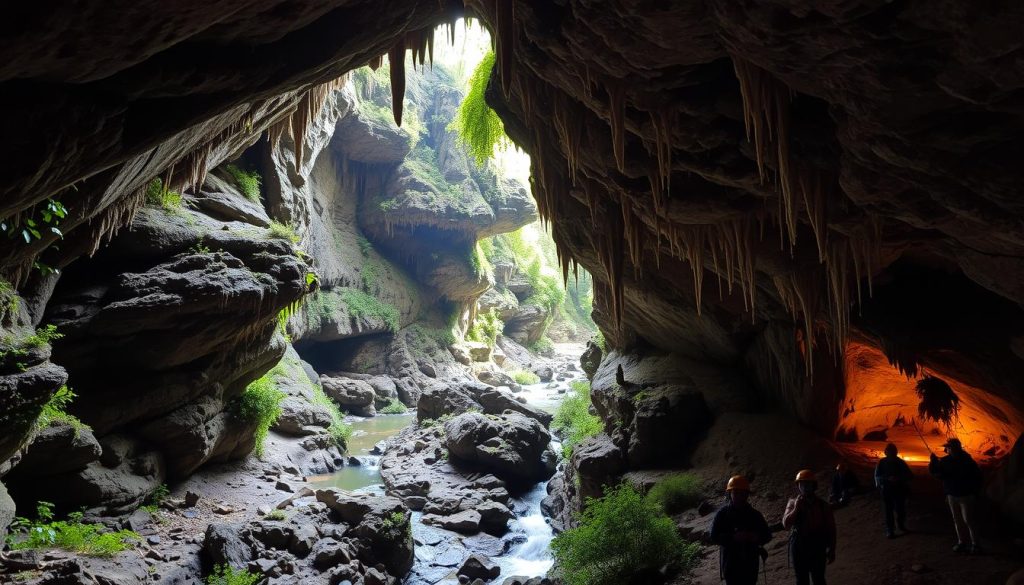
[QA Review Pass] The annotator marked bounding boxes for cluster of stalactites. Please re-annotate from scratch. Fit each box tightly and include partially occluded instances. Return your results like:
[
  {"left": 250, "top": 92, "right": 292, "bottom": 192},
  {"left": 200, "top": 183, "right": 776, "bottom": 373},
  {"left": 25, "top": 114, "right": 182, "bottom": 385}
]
[{"left": 268, "top": 76, "right": 348, "bottom": 168}]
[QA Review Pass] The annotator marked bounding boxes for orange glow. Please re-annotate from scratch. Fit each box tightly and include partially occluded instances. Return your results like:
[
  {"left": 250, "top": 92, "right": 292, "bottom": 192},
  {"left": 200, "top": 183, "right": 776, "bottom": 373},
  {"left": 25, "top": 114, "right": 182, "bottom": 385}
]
[{"left": 836, "top": 341, "right": 1022, "bottom": 465}]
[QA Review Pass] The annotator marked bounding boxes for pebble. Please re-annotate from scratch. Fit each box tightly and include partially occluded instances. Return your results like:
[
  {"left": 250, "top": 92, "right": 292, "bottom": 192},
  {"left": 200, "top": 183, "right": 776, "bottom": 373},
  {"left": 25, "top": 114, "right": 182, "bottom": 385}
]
[{"left": 147, "top": 535, "right": 161, "bottom": 545}]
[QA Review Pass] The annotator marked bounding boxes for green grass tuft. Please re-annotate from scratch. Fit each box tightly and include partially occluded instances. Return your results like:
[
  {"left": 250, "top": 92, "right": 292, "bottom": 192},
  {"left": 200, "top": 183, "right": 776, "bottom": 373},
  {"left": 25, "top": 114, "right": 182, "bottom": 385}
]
[
  {"left": 645, "top": 473, "right": 703, "bottom": 515},
  {"left": 552, "top": 381, "right": 603, "bottom": 459},
  {"left": 234, "top": 374, "right": 286, "bottom": 457},
  {"left": 379, "top": 398, "right": 408, "bottom": 415},
  {"left": 268, "top": 220, "right": 300, "bottom": 244},
  {"left": 264, "top": 509, "right": 287, "bottom": 521},
  {"left": 224, "top": 165, "right": 262, "bottom": 202},
  {"left": 36, "top": 385, "right": 89, "bottom": 435},
  {"left": 6, "top": 502, "right": 139, "bottom": 557},
  {"left": 205, "top": 564, "right": 262, "bottom": 585},
  {"left": 551, "top": 483, "right": 700, "bottom": 585},
  {"left": 145, "top": 178, "right": 183, "bottom": 211},
  {"left": 511, "top": 370, "right": 540, "bottom": 385},
  {"left": 341, "top": 288, "right": 399, "bottom": 332}
]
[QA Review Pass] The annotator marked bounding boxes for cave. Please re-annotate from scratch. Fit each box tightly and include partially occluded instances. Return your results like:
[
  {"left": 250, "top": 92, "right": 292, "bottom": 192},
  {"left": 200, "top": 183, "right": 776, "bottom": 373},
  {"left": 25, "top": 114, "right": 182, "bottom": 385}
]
[{"left": 2, "top": 2, "right": 1024, "bottom": 585}]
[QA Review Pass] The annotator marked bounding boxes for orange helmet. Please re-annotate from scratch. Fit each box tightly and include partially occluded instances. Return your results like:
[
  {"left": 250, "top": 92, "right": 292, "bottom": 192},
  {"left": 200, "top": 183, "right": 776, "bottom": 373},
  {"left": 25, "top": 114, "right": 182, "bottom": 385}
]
[
  {"left": 726, "top": 475, "right": 750, "bottom": 492},
  {"left": 795, "top": 469, "right": 816, "bottom": 483}
]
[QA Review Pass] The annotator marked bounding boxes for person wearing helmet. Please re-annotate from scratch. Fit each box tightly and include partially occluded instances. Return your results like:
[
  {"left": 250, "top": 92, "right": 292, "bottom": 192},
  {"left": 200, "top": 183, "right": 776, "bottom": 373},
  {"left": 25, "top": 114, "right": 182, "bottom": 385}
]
[
  {"left": 829, "top": 462, "right": 860, "bottom": 507},
  {"left": 783, "top": 470, "right": 836, "bottom": 585},
  {"left": 874, "top": 443, "right": 913, "bottom": 538},
  {"left": 709, "top": 475, "right": 773, "bottom": 585},
  {"left": 928, "top": 437, "right": 984, "bottom": 553}
]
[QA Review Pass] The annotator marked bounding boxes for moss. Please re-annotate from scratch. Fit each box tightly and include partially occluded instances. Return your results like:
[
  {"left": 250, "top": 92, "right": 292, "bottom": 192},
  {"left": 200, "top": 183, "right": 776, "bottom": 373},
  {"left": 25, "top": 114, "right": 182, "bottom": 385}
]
[
  {"left": 268, "top": 221, "right": 300, "bottom": 244},
  {"left": 144, "top": 178, "right": 183, "bottom": 211},
  {"left": 379, "top": 398, "right": 408, "bottom": 414},
  {"left": 270, "top": 355, "right": 351, "bottom": 448},
  {"left": 224, "top": 164, "right": 262, "bottom": 202},
  {"left": 357, "top": 235, "right": 373, "bottom": 257},
  {"left": 341, "top": 288, "right": 400, "bottom": 332},
  {"left": 466, "top": 308, "right": 503, "bottom": 347}
]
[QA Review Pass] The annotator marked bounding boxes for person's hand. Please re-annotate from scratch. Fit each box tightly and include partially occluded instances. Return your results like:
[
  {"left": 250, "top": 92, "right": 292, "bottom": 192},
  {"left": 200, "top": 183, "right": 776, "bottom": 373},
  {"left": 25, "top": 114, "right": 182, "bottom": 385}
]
[{"left": 827, "top": 549, "right": 836, "bottom": 564}]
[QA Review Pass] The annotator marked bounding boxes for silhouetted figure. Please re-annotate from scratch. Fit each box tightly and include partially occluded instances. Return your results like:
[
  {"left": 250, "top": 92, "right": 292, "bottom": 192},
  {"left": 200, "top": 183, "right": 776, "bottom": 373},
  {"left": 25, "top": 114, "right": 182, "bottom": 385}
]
[
  {"left": 710, "top": 475, "right": 772, "bottom": 585},
  {"left": 783, "top": 470, "right": 836, "bottom": 585},
  {"left": 929, "top": 438, "right": 984, "bottom": 553},
  {"left": 874, "top": 443, "right": 912, "bottom": 538},
  {"left": 829, "top": 463, "right": 860, "bottom": 507}
]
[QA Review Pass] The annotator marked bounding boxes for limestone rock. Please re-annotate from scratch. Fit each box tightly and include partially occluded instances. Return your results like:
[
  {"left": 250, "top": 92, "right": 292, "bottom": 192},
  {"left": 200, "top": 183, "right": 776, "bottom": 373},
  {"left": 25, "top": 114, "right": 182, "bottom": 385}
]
[
  {"left": 458, "top": 554, "right": 501, "bottom": 581},
  {"left": 321, "top": 376, "right": 376, "bottom": 417},
  {"left": 443, "top": 412, "right": 554, "bottom": 485}
]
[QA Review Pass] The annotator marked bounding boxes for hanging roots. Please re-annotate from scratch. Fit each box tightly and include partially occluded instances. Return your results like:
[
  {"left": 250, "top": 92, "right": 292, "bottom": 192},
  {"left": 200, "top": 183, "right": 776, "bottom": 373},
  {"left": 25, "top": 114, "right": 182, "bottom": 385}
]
[{"left": 916, "top": 376, "right": 961, "bottom": 427}]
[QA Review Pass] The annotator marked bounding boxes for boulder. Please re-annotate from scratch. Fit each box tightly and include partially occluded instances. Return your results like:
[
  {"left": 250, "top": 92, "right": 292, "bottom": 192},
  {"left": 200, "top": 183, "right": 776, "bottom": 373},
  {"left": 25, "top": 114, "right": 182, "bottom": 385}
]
[
  {"left": 204, "top": 523, "right": 252, "bottom": 568},
  {"left": 532, "top": 366, "right": 554, "bottom": 383},
  {"left": 422, "top": 509, "right": 481, "bottom": 535},
  {"left": 6, "top": 421, "right": 102, "bottom": 476},
  {"left": 321, "top": 376, "right": 376, "bottom": 417},
  {"left": 476, "top": 500, "right": 514, "bottom": 536},
  {"left": 417, "top": 382, "right": 477, "bottom": 423},
  {"left": 572, "top": 434, "right": 626, "bottom": 502},
  {"left": 0, "top": 481, "right": 14, "bottom": 543},
  {"left": 443, "top": 412, "right": 554, "bottom": 485},
  {"left": 580, "top": 340, "right": 602, "bottom": 379},
  {"left": 467, "top": 342, "right": 492, "bottom": 363},
  {"left": 467, "top": 385, "right": 552, "bottom": 427},
  {"left": 503, "top": 305, "right": 550, "bottom": 346},
  {"left": 458, "top": 554, "right": 501, "bottom": 581},
  {"left": 315, "top": 489, "right": 414, "bottom": 576},
  {"left": 274, "top": 397, "right": 334, "bottom": 436}
]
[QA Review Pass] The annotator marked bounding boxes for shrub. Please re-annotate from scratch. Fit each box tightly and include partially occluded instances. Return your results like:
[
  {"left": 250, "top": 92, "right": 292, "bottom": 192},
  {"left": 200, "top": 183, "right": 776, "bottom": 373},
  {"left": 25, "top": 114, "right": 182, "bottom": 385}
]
[
  {"left": 379, "top": 398, "right": 408, "bottom": 415},
  {"left": 224, "top": 164, "right": 261, "bottom": 202},
  {"left": 594, "top": 331, "right": 607, "bottom": 352},
  {"left": 36, "top": 385, "right": 89, "bottom": 435},
  {"left": 357, "top": 235, "right": 373, "bottom": 257},
  {"left": 264, "top": 509, "right": 286, "bottom": 521},
  {"left": 205, "top": 564, "right": 262, "bottom": 585},
  {"left": 466, "top": 308, "right": 503, "bottom": 348},
  {"left": 511, "top": 370, "right": 540, "bottom": 385},
  {"left": 23, "top": 324, "right": 62, "bottom": 348},
  {"left": 529, "top": 336, "right": 554, "bottom": 355},
  {"left": 646, "top": 473, "right": 703, "bottom": 515},
  {"left": 235, "top": 374, "right": 286, "bottom": 457},
  {"left": 552, "top": 381, "right": 602, "bottom": 458},
  {"left": 551, "top": 484, "right": 699, "bottom": 585},
  {"left": 268, "top": 220, "right": 300, "bottom": 244},
  {"left": 6, "top": 502, "right": 139, "bottom": 557}
]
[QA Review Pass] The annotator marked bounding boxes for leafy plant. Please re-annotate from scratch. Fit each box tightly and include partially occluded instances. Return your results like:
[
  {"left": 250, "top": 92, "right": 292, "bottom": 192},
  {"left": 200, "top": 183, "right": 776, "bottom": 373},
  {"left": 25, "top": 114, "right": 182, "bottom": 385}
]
[
  {"left": 24, "top": 324, "right": 62, "bottom": 348},
  {"left": 379, "top": 398, "right": 408, "bottom": 415},
  {"left": 224, "top": 164, "right": 262, "bottom": 202},
  {"left": 264, "top": 509, "right": 286, "bottom": 521},
  {"left": 552, "top": 381, "right": 602, "bottom": 459},
  {"left": 190, "top": 240, "right": 211, "bottom": 255},
  {"left": 645, "top": 473, "right": 703, "bottom": 515},
  {"left": 145, "top": 178, "right": 183, "bottom": 211},
  {"left": 551, "top": 484, "right": 699, "bottom": 585},
  {"left": 511, "top": 370, "right": 540, "bottom": 385},
  {"left": 205, "top": 564, "right": 262, "bottom": 585},
  {"left": 451, "top": 51, "right": 509, "bottom": 165},
  {"left": 3, "top": 199, "right": 68, "bottom": 244},
  {"left": 466, "top": 308, "right": 503, "bottom": 348},
  {"left": 594, "top": 331, "right": 607, "bottom": 352},
  {"left": 6, "top": 502, "right": 139, "bottom": 557},
  {"left": 357, "top": 235, "right": 373, "bottom": 257},
  {"left": 234, "top": 374, "right": 286, "bottom": 457},
  {"left": 36, "top": 385, "right": 89, "bottom": 435},
  {"left": 141, "top": 483, "right": 170, "bottom": 513},
  {"left": 268, "top": 221, "right": 300, "bottom": 244}
]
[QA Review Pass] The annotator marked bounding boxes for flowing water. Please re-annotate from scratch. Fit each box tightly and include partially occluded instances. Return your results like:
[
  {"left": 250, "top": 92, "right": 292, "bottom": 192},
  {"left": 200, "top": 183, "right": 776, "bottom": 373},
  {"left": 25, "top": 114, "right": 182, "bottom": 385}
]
[{"left": 310, "top": 343, "right": 585, "bottom": 582}]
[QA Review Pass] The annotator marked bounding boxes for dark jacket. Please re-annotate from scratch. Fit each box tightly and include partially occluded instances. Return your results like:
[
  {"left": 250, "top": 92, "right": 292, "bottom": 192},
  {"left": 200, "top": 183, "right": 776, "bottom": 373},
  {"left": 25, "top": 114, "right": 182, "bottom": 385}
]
[
  {"left": 929, "top": 451, "right": 982, "bottom": 497},
  {"left": 782, "top": 494, "right": 836, "bottom": 555},
  {"left": 710, "top": 502, "right": 772, "bottom": 577},
  {"left": 874, "top": 455, "right": 913, "bottom": 490}
]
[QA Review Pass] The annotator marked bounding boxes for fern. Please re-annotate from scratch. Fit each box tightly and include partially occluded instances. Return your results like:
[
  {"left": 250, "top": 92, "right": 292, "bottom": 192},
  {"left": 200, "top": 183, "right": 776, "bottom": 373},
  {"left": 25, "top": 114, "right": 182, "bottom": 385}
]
[{"left": 451, "top": 51, "right": 508, "bottom": 166}]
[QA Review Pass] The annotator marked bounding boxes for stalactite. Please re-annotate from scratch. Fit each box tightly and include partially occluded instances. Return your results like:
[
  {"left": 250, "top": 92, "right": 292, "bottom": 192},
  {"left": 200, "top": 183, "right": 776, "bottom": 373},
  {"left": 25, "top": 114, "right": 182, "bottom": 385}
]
[
  {"left": 553, "top": 94, "right": 584, "bottom": 186},
  {"left": 289, "top": 76, "right": 345, "bottom": 167},
  {"left": 798, "top": 168, "right": 828, "bottom": 262},
  {"left": 608, "top": 81, "right": 627, "bottom": 173},
  {"left": 597, "top": 208, "right": 626, "bottom": 327},
  {"left": 389, "top": 41, "right": 406, "bottom": 126},
  {"left": 494, "top": 0, "right": 515, "bottom": 98},
  {"left": 368, "top": 55, "right": 383, "bottom": 71},
  {"left": 621, "top": 200, "right": 644, "bottom": 281},
  {"left": 649, "top": 108, "right": 673, "bottom": 205}
]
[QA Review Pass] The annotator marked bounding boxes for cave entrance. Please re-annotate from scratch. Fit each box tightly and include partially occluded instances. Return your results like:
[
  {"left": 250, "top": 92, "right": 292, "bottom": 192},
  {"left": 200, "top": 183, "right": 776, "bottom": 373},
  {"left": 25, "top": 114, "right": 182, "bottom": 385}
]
[{"left": 835, "top": 340, "right": 1021, "bottom": 467}]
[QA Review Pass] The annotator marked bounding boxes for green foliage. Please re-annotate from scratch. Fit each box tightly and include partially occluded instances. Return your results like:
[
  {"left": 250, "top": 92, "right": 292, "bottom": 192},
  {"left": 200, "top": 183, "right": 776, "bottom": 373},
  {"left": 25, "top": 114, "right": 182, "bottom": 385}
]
[
  {"left": 190, "top": 240, "right": 211, "bottom": 255},
  {"left": 379, "top": 198, "right": 400, "bottom": 212},
  {"left": 141, "top": 483, "right": 170, "bottom": 513},
  {"left": 1, "top": 324, "right": 66, "bottom": 369},
  {"left": 341, "top": 288, "right": 400, "bottom": 332},
  {"left": 36, "top": 385, "right": 89, "bottom": 435},
  {"left": 357, "top": 235, "right": 373, "bottom": 257},
  {"left": 408, "top": 323, "right": 457, "bottom": 352},
  {"left": 145, "top": 178, "right": 183, "bottom": 211},
  {"left": 234, "top": 374, "right": 286, "bottom": 457},
  {"left": 552, "top": 381, "right": 602, "bottom": 459},
  {"left": 7, "top": 502, "right": 139, "bottom": 557},
  {"left": 511, "top": 370, "right": 540, "bottom": 385},
  {"left": 2, "top": 199, "right": 68, "bottom": 244},
  {"left": 451, "top": 51, "right": 508, "bottom": 166},
  {"left": 645, "top": 474, "right": 703, "bottom": 515},
  {"left": 24, "top": 324, "right": 62, "bottom": 348},
  {"left": 466, "top": 308, "right": 503, "bottom": 348},
  {"left": 405, "top": 144, "right": 466, "bottom": 205},
  {"left": 224, "top": 165, "right": 262, "bottom": 202},
  {"left": 379, "top": 398, "right": 408, "bottom": 414},
  {"left": 361, "top": 259, "right": 382, "bottom": 291},
  {"left": 529, "top": 336, "right": 555, "bottom": 355},
  {"left": 268, "top": 221, "right": 300, "bottom": 244},
  {"left": 469, "top": 242, "right": 492, "bottom": 279},
  {"left": 524, "top": 258, "right": 566, "bottom": 311},
  {"left": 0, "top": 278, "right": 19, "bottom": 322},
  {"left": 551, "top": 483, "right": 699, "bottom": 585},
  {"left": 205, "top": 564, "right": 262, "bottom": 585},
  {"left": 264, "top": 509, "right": 286, "bottom": 521},
  {"left": 594, "top": 331, "right": 607, "bottom": 352}
]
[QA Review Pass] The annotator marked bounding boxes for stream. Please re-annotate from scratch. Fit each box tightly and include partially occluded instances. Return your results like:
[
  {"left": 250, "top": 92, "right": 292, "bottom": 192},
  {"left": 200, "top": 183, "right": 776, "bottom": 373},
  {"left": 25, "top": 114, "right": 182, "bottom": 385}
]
[{"left": 310, "top": 346, "right": 583, "bottom": 584}]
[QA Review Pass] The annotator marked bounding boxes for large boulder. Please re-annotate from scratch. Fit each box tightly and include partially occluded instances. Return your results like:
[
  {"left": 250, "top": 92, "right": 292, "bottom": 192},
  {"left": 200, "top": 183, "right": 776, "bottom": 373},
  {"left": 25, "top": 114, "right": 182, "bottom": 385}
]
[
  {"left": 5, "top": 421, "right": 101, "bottom": 476},
  {"left": 315, "top": 489, "right": 414, "bottom": 576},
  {"left": 416, "top": 381, "right": 479, "bottom": 423},
  {"left": 503, "top": 304, "right": 550, "bottom": 346},
  {"left": 571, "top": 434, "right": 626, "bottom": 502},
  {"left": 274, "top": 397, "right": 335, "bottom": 436},
  {"left": 443, "top": 412, "right": 555, "bottom": 485},
  {"left": 321, "top": 376, "right": 375, "bottom": 417}
]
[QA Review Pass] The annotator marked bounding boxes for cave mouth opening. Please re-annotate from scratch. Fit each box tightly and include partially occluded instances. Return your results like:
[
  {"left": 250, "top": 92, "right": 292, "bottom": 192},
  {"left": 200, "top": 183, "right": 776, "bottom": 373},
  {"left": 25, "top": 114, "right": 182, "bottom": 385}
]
[{"left": 834, "top": 340, "right": 1022, "bottom": 467}]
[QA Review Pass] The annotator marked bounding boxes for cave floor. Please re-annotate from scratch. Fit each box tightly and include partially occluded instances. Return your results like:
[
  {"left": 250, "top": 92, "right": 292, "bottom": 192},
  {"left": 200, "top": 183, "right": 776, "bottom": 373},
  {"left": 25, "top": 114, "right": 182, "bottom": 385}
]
[{"left": 681, "top": 484, "right": 1022, "bottom": 585}]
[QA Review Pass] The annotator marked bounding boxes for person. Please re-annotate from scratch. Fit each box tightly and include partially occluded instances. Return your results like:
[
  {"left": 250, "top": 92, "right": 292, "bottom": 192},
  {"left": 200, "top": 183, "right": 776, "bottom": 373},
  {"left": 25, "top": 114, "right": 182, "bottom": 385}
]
[
  {"left": 873, "top": 443, "right": 913, "bottom": 538},
  {"left": 829, "top": 463, "right": 860, "bottom": 507},
  {"left": 928, "top": 437, "right": 984, "bottom": 553},
  {"left": 783, "top": 469, "right": 836, "bottom": 585},
  {"left": 709, "top": 475, "right": 773, "bottom": 585}
]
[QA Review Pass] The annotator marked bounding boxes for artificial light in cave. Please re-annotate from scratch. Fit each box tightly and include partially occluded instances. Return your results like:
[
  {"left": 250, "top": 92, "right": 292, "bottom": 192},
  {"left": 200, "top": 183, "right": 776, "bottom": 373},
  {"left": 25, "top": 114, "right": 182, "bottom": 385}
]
[{"left": 835, "top": 341, "right": 1022, "bottom": 465}]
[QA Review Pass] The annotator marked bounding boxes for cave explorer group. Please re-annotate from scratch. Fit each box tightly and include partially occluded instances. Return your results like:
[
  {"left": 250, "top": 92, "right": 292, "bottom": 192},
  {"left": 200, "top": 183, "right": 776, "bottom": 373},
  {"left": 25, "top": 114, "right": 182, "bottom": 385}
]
[{"left": 709, "top": 437, "right": 985, "bottom": 585}]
